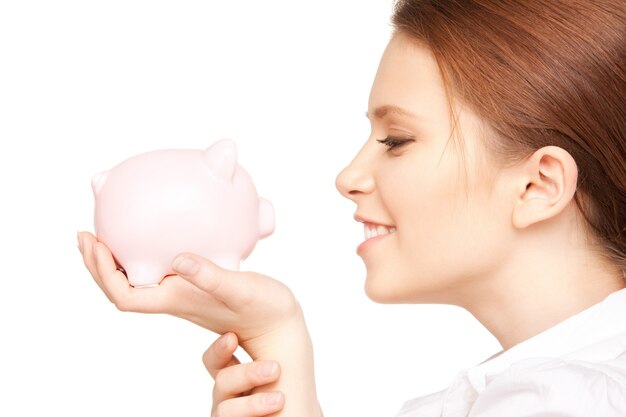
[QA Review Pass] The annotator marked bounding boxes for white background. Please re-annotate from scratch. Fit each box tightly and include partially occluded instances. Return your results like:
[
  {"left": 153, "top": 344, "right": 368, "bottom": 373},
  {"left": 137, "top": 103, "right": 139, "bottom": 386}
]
[{"left": 0, "top": 1, "right": 499, "bottom": 416}]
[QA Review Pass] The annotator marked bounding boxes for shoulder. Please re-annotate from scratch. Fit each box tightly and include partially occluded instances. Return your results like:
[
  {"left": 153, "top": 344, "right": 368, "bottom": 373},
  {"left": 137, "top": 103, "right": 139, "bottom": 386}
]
[{"left": 469, "top": 356, "right": 626, "bottom": 417}]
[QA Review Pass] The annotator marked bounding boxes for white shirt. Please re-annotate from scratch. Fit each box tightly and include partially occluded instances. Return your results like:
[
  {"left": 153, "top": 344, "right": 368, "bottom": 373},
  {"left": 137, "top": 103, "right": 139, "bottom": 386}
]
[{"left": 396, "top": 288, "right": 626, "bottom": 417}]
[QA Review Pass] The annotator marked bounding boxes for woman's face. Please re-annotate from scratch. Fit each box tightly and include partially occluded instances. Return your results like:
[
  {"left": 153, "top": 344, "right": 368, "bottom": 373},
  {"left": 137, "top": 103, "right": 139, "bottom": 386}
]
[{"left": 336, "top": 34, "right": 514, "bottom": 305}]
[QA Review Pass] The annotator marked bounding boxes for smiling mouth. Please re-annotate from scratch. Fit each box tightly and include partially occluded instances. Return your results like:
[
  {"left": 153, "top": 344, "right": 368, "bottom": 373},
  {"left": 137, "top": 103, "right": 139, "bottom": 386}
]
[{"left": 363, "top": 222, "right": 397, "bottom": 240}]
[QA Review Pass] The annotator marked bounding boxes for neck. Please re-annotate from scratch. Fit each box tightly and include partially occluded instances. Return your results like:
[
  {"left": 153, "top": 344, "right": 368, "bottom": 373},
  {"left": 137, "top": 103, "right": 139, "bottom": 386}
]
[{"left": 460, "top": 223, "right": 625, "bottom": 351}]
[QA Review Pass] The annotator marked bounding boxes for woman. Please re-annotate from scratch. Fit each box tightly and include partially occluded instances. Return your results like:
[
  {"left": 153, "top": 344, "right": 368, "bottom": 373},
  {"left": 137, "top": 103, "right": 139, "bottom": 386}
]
[{"left": 78, "top": 1, "right": 626, "bottom": 415}]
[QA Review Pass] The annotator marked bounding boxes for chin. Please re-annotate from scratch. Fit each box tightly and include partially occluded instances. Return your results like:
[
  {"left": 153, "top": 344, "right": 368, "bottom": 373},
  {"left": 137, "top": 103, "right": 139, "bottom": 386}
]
[
  {"left": 364, "top": 274, "right": 406, "bottom": 304},
  {"left": 364, "top": 269, "right": 444, "bottom": 304}
]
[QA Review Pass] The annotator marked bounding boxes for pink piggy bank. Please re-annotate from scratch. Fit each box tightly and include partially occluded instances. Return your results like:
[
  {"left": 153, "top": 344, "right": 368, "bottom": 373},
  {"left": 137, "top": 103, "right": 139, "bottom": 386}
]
[{"left": 92, "top": 139, "right": 274, "bottom": 287}]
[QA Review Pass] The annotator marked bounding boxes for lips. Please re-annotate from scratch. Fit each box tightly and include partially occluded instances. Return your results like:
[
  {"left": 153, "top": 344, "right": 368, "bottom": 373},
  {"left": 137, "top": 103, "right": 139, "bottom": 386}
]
[
  {"left": 354, "top": 214, "right": 397, "bottom": 252},
  {"left": 363, "top": 222, "right": 396, "bottom": 240}
]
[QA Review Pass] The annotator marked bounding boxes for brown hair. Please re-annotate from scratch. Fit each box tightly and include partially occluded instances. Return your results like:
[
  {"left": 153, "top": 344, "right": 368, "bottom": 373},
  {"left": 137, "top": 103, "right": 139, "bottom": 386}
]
[{"left": 392, "top": 0, "right": 626, "bottom": 271}]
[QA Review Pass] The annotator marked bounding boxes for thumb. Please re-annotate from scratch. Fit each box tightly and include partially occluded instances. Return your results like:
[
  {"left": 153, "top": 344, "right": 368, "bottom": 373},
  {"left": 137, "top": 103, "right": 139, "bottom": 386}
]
[{"left": 172, "top": 253, "right": 251, "bottom": 305}]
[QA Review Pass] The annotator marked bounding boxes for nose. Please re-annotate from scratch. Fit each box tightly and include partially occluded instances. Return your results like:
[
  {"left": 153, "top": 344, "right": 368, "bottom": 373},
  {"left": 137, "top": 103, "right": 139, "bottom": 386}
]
[{"left": 335, "top": 147, "right": 375, "bottom": 202}]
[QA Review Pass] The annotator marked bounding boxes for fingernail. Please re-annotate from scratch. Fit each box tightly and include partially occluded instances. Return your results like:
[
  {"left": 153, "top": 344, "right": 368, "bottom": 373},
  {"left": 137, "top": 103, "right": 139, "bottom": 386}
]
[
  {"left": 258, "top": 361, "right": 278, "bottom": 378},
  {"left": 172, "top": 256, "right": 199, "bottom": 275},
  {"left": 219, "top": 333, "right": 232, "bottom": 350},
  {"left": 261, "top": 392, "right": 282, "bottom": 406}
]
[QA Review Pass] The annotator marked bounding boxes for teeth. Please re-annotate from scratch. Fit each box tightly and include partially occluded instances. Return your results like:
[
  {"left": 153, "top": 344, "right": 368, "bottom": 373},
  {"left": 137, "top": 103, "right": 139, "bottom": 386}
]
[{"left": 363, "top": 223, "right": 396, "bottom": 240}]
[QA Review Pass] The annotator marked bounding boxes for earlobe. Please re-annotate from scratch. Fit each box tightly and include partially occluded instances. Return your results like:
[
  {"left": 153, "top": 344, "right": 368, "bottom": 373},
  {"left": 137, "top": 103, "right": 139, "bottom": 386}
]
[{"left": 511, "top": 146, "right": 578, "bottom": 229}]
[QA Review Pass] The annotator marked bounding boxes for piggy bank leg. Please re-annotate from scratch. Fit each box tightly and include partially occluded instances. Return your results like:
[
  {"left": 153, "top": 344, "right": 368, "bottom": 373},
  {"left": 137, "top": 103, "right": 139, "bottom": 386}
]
[{"left": 123, "top": 262, "right": 168, "bottom": 288}]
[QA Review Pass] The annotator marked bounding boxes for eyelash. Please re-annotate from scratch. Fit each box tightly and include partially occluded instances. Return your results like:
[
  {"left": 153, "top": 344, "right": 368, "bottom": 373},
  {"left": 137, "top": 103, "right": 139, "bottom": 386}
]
[{"left": 376, "top": 136, "right": 415, "bottom": 151}]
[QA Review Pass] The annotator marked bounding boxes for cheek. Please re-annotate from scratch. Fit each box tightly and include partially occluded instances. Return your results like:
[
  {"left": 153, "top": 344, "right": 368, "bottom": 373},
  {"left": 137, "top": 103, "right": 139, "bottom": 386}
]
[
  {"left": 367, "top": 168, "right": 511, "bottom": 303},
  {"left": 381, "top": 152, "right": 459, "bottom": 231},
  {"left": 363, "top": 160, "right": 459, "bottom": 301}
]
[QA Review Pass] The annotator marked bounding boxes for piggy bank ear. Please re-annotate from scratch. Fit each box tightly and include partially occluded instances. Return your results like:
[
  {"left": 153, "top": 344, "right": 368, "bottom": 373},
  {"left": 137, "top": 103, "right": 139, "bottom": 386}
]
[
  {"left": 91, "top": 170, "right": 109, "bottom": 195},
  {"left": 203, "top": 139, "right": 238, "bottom": 182}
]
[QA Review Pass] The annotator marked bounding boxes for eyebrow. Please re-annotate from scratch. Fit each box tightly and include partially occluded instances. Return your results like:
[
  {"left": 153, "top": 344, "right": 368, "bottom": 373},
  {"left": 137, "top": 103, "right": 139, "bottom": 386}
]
[{"left": 365, "top": 105, "right": 419, "bottom": 120}]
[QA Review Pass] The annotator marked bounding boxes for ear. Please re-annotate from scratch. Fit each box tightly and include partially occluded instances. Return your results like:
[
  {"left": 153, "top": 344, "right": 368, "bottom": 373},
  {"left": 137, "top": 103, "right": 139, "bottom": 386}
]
[
  {"left": 511, "top": 146, "right": 578, "bottom": 229},
  {"left": 91, "top": 170, "right": 109, "bottom": 195},
  {"left": 203, "top": 139, "right": 238, "bottom": 182}
]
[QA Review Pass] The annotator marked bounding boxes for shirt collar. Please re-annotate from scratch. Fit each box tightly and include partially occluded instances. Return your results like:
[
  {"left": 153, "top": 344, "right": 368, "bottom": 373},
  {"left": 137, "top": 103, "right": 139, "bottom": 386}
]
[{"left": 466, "top": 287, "right": 626, "bottom": 392}]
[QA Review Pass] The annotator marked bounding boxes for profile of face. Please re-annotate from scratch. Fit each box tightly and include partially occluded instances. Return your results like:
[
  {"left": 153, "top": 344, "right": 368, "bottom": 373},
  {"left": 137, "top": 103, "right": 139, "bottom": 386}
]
[{"left": 336, "top": 34, "right": 518, "bottom": 305}]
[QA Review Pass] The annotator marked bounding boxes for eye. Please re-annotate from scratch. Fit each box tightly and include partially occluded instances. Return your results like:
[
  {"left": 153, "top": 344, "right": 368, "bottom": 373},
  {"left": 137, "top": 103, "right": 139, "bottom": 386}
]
[{"left": 376, "top": 136, "right": 416, "bottom": 152}]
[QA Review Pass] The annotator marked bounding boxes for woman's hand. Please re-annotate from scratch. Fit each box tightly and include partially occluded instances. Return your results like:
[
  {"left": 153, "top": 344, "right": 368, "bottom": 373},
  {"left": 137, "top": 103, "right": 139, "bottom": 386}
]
[
  {"left": 77, "top": 231, "right": 300, "bottom": 355},
  {"left": 204, "top": 332, "right": 284, "bottom": 417},
  {"left": 78, "top": 231, "right": 323, "bottom": 416}
]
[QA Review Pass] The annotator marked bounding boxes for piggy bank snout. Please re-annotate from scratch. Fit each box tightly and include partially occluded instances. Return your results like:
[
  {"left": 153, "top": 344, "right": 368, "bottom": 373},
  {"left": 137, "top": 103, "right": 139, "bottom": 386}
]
[{"left": 259, "top": 198, "right": 275, "bottom": 239}]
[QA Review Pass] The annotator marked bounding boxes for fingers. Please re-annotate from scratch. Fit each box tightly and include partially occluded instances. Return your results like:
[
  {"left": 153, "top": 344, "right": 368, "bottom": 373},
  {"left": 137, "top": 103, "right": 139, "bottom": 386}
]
[
  {"left": 78, "top": 231, "right": 182, "bottom": 314},
  {"left": 172, "top": 253, "right": 255, "bottom": 308},
  {"left": 204, "top": 333, "right": 241, "bottom": 379},
  {"left": 205, "top": 333, "right": 283, "bottom": 416},
  {"left": 213, "top": 360, "right": 280, "bottom": 402},
  {"left": 212, "top": 391, "right": 284, "bottom": 417},
  {"left": 78, "top": 231, "right": 112, "bottom": 302},
  {"left": 93, "top": 242, "right": 183, "bottom": 314},
  {"left": 92, "top": 241, "right": 135, "bottom": 305}
]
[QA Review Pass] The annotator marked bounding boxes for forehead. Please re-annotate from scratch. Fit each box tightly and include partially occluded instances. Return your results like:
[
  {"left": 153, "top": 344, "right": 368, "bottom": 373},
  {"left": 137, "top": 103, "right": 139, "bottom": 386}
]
[{"left": 368, "top": 34, "right": 448, "bottom": 117}]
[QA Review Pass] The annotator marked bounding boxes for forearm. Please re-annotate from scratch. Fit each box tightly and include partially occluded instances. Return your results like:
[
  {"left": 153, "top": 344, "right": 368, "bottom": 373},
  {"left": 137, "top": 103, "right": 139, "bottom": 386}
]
[{"left": 241, "top": 308, "right": 322, "bottom": 417}]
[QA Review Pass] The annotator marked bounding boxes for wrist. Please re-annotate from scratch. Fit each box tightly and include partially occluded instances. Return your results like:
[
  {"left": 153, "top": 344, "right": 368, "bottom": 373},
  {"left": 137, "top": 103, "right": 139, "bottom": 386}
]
[
  {"left": 241, "top": 303, "right": 311, "bottom": 359},
  {"left": 241, "top": 305, "right": 321, "bottom": 417}
]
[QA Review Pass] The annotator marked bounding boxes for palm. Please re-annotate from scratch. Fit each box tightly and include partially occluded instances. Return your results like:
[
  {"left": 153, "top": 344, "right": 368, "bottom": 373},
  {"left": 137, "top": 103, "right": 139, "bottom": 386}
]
[{"left": 78, "top": 231, "right": 299, "bottom": 347}]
